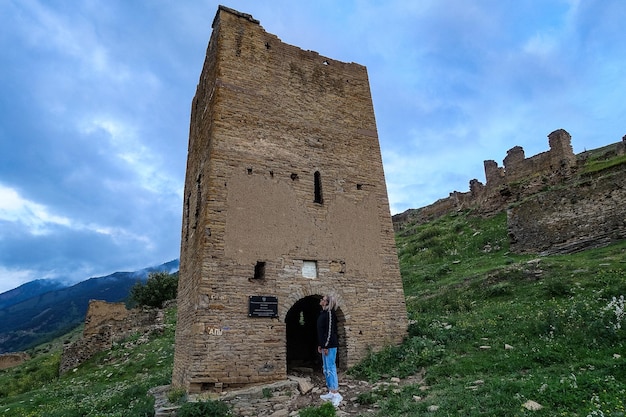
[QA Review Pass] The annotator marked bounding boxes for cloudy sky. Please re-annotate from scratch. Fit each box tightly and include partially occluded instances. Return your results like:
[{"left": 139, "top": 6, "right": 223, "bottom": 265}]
[{"left": 1, "top": 0, "right": 624, "bottom": 293}]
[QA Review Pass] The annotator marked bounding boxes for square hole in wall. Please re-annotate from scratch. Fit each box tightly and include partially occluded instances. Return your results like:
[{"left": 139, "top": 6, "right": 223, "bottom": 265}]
[{"left": 253, "top": 261, "right": 266, "bottom": 280}]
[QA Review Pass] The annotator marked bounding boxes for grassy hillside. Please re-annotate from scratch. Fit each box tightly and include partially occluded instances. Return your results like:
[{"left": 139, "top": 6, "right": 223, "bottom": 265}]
[
  {"left": 0, "top": 259, "right": 179, "bottom": 354},
  {"left": 350, "top": 211, "right": 626, "bottom": 416},
  {"left": 1, "top": 213, "right": 625, "bottom": 416},
  {"left": 0, "top": 309, "right": 176, "bottom": 417}
]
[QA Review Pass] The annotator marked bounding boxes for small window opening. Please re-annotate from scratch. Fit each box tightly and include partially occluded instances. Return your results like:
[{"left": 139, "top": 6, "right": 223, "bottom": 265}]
[
  {"left": 291, "top": 173, "right": 299, "bottom": 181},
  {"left": 356, "top": 184, "right": 363, "bottom": 190},
  {"left": 253, "top": 261, "right": 266, "bottom": 280},
  {"left": 247, "top": 168, "right": 253, "bottom": 175},
  {"left": 314, "top": 171, "right": 323, "bottom": 204},
  {"left": 265, "top": 42, "right": 271, "bottom": 49},
  {"left": 269, "top": 170, "right": 274, "bottom": 178}
]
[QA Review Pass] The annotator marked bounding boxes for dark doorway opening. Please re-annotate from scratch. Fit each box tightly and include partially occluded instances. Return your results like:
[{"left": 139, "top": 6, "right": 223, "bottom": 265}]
[
  {"left": 286, "top": 295, "right": 346, "bottom": 372},
  {"left": 285, "top": 296, "right": 321, "bottom": 371}
]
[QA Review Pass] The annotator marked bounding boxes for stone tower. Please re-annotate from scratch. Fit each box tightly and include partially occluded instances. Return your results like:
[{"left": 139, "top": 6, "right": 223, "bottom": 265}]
[{"left": 172, "top": 6, "right": 408, "bottom": 393}]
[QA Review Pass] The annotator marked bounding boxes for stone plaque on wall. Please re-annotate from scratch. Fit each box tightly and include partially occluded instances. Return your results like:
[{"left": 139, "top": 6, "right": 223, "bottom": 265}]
[{"left": 248, "top": 296, "right": 278, "bottom": 318}]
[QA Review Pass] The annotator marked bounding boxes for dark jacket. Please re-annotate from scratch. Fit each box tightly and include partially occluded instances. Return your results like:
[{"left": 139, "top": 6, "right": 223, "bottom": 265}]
[{"left": 317, "top": 308, "right": 339, "bottom": 348}]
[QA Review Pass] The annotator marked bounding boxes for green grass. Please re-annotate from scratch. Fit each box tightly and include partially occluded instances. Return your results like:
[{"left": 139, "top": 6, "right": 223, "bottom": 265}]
[
  {"left": 1, "top": 212, "right": 626, "bottom": 416},
  {"left": 350, "top": 211, "right": 626, "bottom": 416},
  {"left": 0, "top": 308, "right": 177, "bottom": 417},
  {"left": 581, "top": 153, "right": 626, "bottom": 175}
]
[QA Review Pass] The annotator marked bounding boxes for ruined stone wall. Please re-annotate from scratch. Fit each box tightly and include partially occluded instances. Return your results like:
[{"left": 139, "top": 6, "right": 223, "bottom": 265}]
[
  {"left": 59, "top": 300, "right": 165, "bottom": 374},
  {"left": 393, "top": 131, "right": 626, "bottom": 255},
  {"left": 59, "top": 327, "right": 113, "bottom": 374},
  {"left": 485, "top": 129, "right": 576, "bottom": 187},
  {"left": 508, "top": 162, "right": 626, "bottom": 254},
  {"left": 84, "top": 300, "right": 131, "bottom": 336},
  {"left": 394, "top": 129, "right": 581, "bottom": 232},
  {"left": 0, "top": 352, "right": 30, "bottom": 370},
  {"left": 173, "top": 6, "right": 407, "bottom": 393}
]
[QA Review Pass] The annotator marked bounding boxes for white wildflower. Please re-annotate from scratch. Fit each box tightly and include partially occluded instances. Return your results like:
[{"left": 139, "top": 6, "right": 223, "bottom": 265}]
[{"left": 604, "top": 295, "right": 625, "bottom": 330}]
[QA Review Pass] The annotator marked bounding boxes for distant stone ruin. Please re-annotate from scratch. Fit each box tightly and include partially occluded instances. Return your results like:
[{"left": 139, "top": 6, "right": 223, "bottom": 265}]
[
  {"left": 0, "top": 352, "right": 30, "bottom": 370},
  {"left": 59, "top": 300, "right": 166, "bottom": 374},
  {"left": 393, "top": 129, "right": 626, "bottom": 254}
]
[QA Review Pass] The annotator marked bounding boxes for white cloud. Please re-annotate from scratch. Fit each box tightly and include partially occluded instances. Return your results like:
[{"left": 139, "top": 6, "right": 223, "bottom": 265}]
[
  {"left": 18, "top": 0, "right": 122, "bottom": 78},
  {"left": 523, "top": 32, "right": 559, "bottom": 57},
  {"left": 89, "top": 223, "right": 154, "bottom": 249},
  {"left": 0, "top": 266, "right": 39, "bottom": 294},
  {"left": 0, "top": 184, "right": 71, "bottom": 235},
  {"left": 78, "top": 115, "right": 182, "bottom": 199},
  {"left": 0, "top": 183, "right": 155, "bottom": 249},
  {"left": 0, "top": 0, "right": 624, "bottom": 294}
]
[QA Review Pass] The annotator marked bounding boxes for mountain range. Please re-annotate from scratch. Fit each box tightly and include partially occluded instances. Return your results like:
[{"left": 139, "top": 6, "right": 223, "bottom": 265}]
[{"left": 0, "top": 259, "right": 179, "bottom": 354}]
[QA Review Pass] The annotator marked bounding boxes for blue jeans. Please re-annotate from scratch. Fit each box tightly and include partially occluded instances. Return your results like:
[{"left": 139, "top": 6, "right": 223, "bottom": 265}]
[{"left": 322, "top": 347, "right": 338, "bottom": 391}]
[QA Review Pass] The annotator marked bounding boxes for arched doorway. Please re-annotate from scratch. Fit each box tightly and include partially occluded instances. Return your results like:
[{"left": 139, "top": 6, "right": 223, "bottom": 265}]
[
  {"left": 285, "top": 296, "right": 321, "bottom": 371},
  {"left": 285, "top": 295, "right": 346, "bottom": 372}
]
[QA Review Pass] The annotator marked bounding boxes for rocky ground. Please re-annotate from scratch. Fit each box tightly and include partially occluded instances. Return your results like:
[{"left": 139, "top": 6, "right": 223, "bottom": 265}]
[{"left": 153, "top": 368, "right": 427, "bottom": 417}]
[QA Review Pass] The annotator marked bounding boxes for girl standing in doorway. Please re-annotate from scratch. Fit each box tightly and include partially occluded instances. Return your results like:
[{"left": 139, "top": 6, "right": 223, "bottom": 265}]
[{"left": 317, "top": 294, "right": 342, "bottom": 407}]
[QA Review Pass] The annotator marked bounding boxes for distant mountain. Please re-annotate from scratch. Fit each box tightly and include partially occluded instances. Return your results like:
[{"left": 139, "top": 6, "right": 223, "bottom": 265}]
[
  {"left": 0, "top": 279, "right": 67, "bottom": 310},
  {"left": 0, "top": 259, "right": 179, "bottom": 354}
]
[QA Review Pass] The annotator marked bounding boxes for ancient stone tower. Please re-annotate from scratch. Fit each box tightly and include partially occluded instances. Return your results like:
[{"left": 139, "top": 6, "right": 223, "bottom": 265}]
[{"left": 172, "top": 6, "right": 407, "bottom": 393}]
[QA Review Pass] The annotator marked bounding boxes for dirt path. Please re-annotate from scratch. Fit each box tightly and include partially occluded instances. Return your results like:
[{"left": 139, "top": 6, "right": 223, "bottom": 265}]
[
  {"left": 251, "top": 368, "right": 427, "bottom": 416},
  {"left": 154, "top": 368, "right": 427, "bottom": 416}
]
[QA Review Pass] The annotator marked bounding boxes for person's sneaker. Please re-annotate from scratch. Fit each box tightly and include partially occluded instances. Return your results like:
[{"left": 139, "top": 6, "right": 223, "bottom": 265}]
[
  {"left": 320, "top": 392, "right": 334, "bottom": 401},
  {"left": 331, "top": 393, "right": 343, "bottom": 407}
]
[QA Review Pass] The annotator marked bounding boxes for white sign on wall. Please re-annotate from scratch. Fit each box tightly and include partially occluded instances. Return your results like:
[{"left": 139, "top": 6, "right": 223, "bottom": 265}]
[{"left": 302, "top": 260, "right": 318, "bottom": 279}]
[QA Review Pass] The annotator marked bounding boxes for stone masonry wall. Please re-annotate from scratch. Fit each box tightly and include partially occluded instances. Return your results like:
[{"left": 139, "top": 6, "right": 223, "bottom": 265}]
[
  {"left": 393, "top": 132, "right": 626, "bottom": 255},
  {"left": 84, "top": 300, "right": 131, "bottom": 336},
  {"left": 59, "top": 300, "right": 165, "bottom": 374},
  {"left": 394, "top": 129, "right": 577, "bottom": 227},
  {"left": 173, "top": 6, "right": 408, "bottom": 393},
  {"left": 508, "top": 162, "right": 626, "bottom": 254},
  {"left": 0, "top": 352, "right": 30, "bottom": 370}
]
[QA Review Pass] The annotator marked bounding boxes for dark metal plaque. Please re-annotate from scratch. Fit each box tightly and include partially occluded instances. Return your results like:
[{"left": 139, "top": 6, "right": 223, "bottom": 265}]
[{"left": 248, "top": 295, "right": 278, "bottom": 318}]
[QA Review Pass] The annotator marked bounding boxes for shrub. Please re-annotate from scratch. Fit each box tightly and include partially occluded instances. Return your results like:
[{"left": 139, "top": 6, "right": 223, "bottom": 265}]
[
  {"left": 130, "top": 271, "right": 178, "bottom": 308},
  {"left": 168, "top": 387, "right": 187, "bottom": 404},
  {"left": 348, "top": 336, "right": 444, "bottom": 381},
  {"left": 545, "top": 280, "right": 572, "bottom": 297},
  {"left": 177, "top": 400, "right": 231, "bottom": 417},
  {"left": 356, "top": 391, "right": 378, "bottom": 405},
  {"left": 298, "top": 402, "right": 336, "bottom": 417},
  {"left": 486, "top": 282, "right": 513, "bottom": 298}
]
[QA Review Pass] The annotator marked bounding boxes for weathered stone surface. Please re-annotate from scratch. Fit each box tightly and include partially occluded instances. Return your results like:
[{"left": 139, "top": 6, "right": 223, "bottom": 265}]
[
  {"left": 522, "top": 400, "right": 543, "bottom": 410},
  {"left": 172, "top": 6, "right": 407, "bottom": 393},
  {"left": 508, "top": 164, "right": 626, "bottom": 254},
  {"left": 152, "top": 372, "right": 426, "bottom": 417},
  {"left": 288, "top": 375, "right": 313, "bottom": 394},
  {"left": 59, "top": 300, "right": 168, "bottom": 374},
  {"left": 0, "top": 352, "right": 30, "bottom": 370},
  {"left": 394, "top": 131, "right": 626, "bottom": 255}
]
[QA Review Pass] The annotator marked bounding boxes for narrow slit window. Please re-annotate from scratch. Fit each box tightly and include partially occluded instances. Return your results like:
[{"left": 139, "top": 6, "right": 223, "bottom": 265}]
[
  {"left": 314, "top": 171, "right": 323, "bottom": 204},
  {"left": 184, "top": 193, "right": 190, "bottom": 241},
  {"left": 193, "top": 173, "right": 202, "bottom": 230},
  {"left": 253, "top": 261, "right": 266, "bottom": 280}
]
